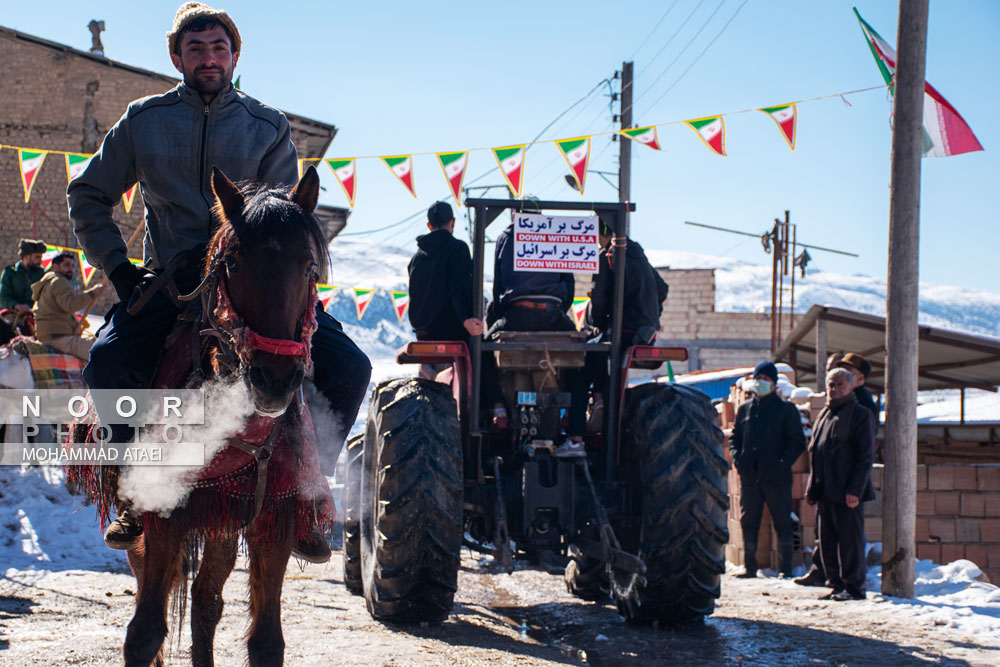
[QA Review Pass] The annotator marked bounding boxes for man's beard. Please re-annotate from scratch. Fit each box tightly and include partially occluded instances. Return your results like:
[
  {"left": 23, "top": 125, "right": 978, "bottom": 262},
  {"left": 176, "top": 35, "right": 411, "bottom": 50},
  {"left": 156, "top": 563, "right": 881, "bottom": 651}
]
[{"left": 184, "top": 66, "right": 232, "bottom": 97}]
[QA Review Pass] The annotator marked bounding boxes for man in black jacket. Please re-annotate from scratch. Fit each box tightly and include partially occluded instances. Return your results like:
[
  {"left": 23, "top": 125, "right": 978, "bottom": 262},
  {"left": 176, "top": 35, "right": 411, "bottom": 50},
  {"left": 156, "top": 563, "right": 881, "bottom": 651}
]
[
  {"left": 408, "top": 202, "right": 505, "bottom": 425},
  {"left": 806, "top": 367, "right": 876, "bottom": 601},
  {"left": 408, "top": 201, "right": 483, "bottom": 342},
  {"left": 730, "top": 360, "right": 806, "bottom": 578}
]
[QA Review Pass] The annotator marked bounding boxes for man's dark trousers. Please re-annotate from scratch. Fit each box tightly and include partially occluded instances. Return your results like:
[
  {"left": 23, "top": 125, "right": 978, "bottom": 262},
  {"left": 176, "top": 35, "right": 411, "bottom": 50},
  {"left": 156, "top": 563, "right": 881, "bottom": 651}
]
[
  {"left": 818, "top": 499, "right": 867, "bottom": 598},
  {"left": 85, "top": 286, "right": 372, "bottom": 472},
  {"left": 739, "top": 471, "right": 793, "bottom": 574}
]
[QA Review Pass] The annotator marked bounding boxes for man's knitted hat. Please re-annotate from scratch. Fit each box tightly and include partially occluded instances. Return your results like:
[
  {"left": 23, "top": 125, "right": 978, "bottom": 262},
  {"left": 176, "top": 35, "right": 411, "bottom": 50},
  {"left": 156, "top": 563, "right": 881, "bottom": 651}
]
[
  {"left": 752, "top": 360, "right": 779, "bottom": 384},
  {"left": 18, "top": 239, "right": 46, "bottom": 256},
  {"left": 166, "top": 2, "right": 241, "bottom": 55}
]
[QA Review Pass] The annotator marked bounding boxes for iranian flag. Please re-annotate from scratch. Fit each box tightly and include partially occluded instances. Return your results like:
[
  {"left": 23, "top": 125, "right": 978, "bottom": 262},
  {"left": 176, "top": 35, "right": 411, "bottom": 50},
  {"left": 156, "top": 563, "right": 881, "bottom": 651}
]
[
  {"left": 492, "top": 144, "right": 526, "bottom": 198},
  {"left": 436, "top": 151, "right": 469, "bottom": 206},
  {"left": 571, "top": 297, "right": 590, "bottom": 329},
  {"left": 555, "top": 136, "right": 591, "bottom": 194},
  {"left": 41, "top": 245, "right": 61, "bottom": 270},
  {"left": 381, "top": 155, "right": 417, "bottom": 197},
  {"left": 326, "top": 158, "right": 357, "bottom": 207},
  {"left": 77, "top": 252, "right": 96, "bottom": 287},
  {"left": 389, "top": 290, "right": 410, "bottom": 324},
  {"left": 619, "top": 126, "right": 661, "bottom": 150},
  {"left": 122, "top": 184, "right": 139, "bottom": 213},
  {"left": 317, "top": 284, "right": 337, "bottom": 310},
  {"left": 759, "top": 103, "right": 797, "bottom": 151},
  {"left": 18, "top": 150, "right": 47, "bottom": 202},
  {"left": 855, "top": 8, "right": 982, "bottom": 158},
  {"left": 685, "top": 116, "right": 726, "bottom": 156},
  {"left": 65, "top": 153, "right": 93, "bottom": 183},
  {"left": 353, "top": 288, "right": 375, "bottom": 321}
]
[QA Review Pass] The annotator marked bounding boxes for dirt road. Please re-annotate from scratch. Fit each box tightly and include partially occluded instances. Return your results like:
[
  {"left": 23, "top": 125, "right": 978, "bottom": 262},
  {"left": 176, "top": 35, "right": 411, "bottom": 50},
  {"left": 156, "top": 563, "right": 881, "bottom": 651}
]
[{"left": 2, "top": 543, "right": 998, "bottom": 666}]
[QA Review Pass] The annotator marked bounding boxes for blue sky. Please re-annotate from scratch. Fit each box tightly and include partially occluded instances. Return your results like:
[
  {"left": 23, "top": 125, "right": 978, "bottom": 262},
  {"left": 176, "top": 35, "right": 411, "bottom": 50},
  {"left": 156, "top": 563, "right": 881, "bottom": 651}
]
[{"left": 4, "top": 1, "right": 997, "bottom": 292}]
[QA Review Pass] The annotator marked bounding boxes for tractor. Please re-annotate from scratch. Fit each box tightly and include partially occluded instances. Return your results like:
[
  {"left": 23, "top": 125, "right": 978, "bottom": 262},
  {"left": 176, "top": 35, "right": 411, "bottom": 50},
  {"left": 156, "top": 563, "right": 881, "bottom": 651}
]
[{"left": 342, "top": 198, "right": 728, "bottom": 625}]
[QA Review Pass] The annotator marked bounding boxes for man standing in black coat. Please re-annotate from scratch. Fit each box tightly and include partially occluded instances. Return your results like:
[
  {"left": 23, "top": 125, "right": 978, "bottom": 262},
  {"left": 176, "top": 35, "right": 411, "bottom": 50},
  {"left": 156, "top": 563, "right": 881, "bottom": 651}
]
[
  {"left": 838, "top": 352, "right": 879, "bottom": 422},
  {"left": 731, "top": 360, "right": 806, "bottom": 578},
  {"left": 806, "top": 367, "right": 876, "bottom": 601}
]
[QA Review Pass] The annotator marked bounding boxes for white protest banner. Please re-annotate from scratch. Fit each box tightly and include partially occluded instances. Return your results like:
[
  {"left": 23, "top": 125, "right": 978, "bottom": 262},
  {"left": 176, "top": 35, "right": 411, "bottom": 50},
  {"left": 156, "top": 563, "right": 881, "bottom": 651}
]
[{"left": 513, "top": 213, "right": 600, "bottom": 274}]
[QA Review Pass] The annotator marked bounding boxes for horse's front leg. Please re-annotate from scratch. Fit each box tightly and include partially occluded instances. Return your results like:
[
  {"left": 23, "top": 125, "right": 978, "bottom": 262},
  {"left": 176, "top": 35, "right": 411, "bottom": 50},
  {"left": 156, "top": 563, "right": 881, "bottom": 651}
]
[
  {"left": 246, "top": 530, "right": 293, "bottom": 667},
  {"left": 191, "top": 533, "right": 238, "bottom": 667},
  {"left": 124, "top": 525, "right": 183, "bottom": 667}
]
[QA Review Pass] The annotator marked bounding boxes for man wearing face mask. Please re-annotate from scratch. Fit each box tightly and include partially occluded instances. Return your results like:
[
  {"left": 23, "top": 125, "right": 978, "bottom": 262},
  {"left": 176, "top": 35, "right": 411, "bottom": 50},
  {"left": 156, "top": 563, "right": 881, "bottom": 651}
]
[{"left": 730, "top": 360, "right": 806, "bottom": 578}]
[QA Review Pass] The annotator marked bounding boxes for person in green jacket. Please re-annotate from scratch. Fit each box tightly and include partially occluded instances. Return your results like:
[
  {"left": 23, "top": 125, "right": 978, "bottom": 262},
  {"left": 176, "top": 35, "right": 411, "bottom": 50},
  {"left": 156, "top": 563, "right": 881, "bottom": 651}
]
[{"left": 0, "top": 239, "right": 47, "bottom": 312}]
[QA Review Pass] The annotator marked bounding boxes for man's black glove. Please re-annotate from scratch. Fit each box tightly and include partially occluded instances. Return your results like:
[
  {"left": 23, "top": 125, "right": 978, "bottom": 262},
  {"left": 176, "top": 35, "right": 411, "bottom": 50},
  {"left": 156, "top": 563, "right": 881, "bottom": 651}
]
[{"left": 108, "top": 262, "right": 144, "bottom": 302}]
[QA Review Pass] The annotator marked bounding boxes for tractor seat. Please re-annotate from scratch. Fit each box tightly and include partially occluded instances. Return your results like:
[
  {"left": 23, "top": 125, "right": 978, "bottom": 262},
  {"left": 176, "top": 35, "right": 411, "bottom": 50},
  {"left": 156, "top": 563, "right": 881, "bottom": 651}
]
[{"left": 491, "top": 330, "right": 587, "bottom": 370}]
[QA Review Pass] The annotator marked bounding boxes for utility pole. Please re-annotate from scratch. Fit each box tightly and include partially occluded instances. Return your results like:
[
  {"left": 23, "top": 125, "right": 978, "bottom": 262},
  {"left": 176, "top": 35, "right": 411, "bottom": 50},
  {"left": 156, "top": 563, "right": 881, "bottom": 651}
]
[
  {"left": 883, "top": 0, "right": 929, "bottom": 599},
  {"left": 618, "top": 61, "right": 633, "bottom": 203}
]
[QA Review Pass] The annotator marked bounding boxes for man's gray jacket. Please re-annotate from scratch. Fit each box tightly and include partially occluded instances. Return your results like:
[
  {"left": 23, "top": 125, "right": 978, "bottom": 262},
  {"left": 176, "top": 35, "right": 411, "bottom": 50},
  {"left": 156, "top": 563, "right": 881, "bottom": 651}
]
[{"left": 68, "top": 82, "right": 298, "bottom": 277}]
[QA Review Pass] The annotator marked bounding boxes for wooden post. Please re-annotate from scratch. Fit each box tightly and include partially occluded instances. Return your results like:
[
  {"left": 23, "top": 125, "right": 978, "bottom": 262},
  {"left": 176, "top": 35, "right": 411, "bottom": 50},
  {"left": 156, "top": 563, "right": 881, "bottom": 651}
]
[
  {"left": 618, "top": 62, "right": 633, "bottom": 203},
  {"left": 960, "top": 388, "right": 966, "bottom": 425},
  {"left": 882, "top": 0, "right": 929, "bottom": 599},
  {"left": 770, "top": 223, "right": 779, "bottom": 351},
  {"left": 815, "top": 317, "right": 827, "bottom": 393}
]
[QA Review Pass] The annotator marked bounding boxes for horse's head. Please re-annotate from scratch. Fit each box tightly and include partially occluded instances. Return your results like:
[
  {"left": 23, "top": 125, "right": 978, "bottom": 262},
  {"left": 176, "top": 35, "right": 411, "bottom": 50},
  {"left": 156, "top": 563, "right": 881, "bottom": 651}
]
[{"left": 208, "top": 166, "right": 327, "bottom": 417}]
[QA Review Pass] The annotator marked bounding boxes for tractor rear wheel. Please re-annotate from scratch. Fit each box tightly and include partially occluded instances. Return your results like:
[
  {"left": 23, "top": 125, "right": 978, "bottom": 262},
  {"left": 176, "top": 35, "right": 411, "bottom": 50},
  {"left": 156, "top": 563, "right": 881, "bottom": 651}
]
[
  {"left": 342, "top": 434, "right": 364, "bottom": 595},
  {"left": 360, "top": 377, "right": 463, "bottom": 623},
  {"left": 612, "top": 382, "right": 729, "bottom": 624}
]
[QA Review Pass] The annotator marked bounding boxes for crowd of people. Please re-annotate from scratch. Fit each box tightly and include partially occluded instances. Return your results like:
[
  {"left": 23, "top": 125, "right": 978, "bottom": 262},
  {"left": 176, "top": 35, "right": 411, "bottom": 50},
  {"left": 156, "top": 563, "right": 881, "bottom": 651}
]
[{"left": 731, "top": 353, "right": 878, "bottom": 601}]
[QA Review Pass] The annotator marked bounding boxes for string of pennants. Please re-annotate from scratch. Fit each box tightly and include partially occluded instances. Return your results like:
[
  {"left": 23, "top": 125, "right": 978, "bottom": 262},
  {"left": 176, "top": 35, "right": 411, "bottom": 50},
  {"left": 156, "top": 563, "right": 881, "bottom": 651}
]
[
  {"left": 0, "top": 84, "right": 883, "bottom": 209},
  {"left": 40, "top": 242, "right": 596, "bottom": 329},
  {"left": 299, "top": 83, "right": 886, "bottom": 208}
]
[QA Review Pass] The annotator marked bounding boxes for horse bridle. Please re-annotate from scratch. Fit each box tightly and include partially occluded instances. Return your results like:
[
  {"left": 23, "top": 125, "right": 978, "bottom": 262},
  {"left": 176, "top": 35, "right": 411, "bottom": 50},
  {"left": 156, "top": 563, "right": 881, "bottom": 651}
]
[{"left": 179, "top": 227, "right": 319, "bottom": 378}]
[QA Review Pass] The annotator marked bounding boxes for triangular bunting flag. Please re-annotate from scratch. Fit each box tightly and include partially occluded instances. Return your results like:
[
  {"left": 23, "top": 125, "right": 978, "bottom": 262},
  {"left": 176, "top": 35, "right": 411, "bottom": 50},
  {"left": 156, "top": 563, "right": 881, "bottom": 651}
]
[
  {"left": 854, "top": 8, "right": 983, "bottom": 158},
  {"left": 41, "top": 245, "right": 61, "bottom": 270},
  {"left": 65, "top": 153, "right": 93, "bottom": 183},
  {"left": 759, "top": 103, "right": 797, "bottom": 151},
  {"left": 317, "top": 284, "right": 337, "bottom": 310},
  {"left": 380, "top": 155, "right": 417, "bottom": 197},
  {"left": 128, "top": 257, "right": 145, "bottom": 267},
  {"left": 571, "top": 297, "right": 590, "bottom": 330},
  {"left": 353, "top": 288, "right": 375, "bottom": 321},
  {"left": 77, "top": 252, "right": 96, "bottom": 287},
  {"left": 122, "top": 184, "right": 139, "bottom": 213},
  {"left": 234, "top": 75, "right": 241, "bottom": 90},
  {"left": 555, "top": 137, "right": 591, "bottom": 194},
  {"left": 389, "top": 290, "right": 410, "bottom": 324},
  {"left": 18, "top": 150, "right": 47, "bottom": 202},
  {"left": 619, "top": 126, "right": 661, "bottom": 150},
  {"left": 685, "top": 116, "right": 726, "bottom": 156},
  {"left": 492, "top": 144, "right": 527, "bottom": 198},
  {"left": 326, "top": 158, "right": 357, "bottom": 207},
  {"left": 436, "top": 151, "right": 469, "bottom": 206}
]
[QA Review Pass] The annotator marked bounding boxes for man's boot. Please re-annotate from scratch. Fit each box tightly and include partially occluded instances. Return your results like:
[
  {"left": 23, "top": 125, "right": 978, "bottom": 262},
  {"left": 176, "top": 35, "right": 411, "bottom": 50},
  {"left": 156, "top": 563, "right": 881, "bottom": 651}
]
[
  {"left": 736, "top": 540, "right": 758, "bottom": 578},
  {"left": 104, "top": 509, "right": 143, "bottom": 550},
  {"left": 793, "top": 567, "right": 827, "bottom": 587},
  {"left": 292, "top": 526, "right": 332, "bottom": 564},
  {"left": 779, "top": 536, "right": 795, "bottom": 578}
]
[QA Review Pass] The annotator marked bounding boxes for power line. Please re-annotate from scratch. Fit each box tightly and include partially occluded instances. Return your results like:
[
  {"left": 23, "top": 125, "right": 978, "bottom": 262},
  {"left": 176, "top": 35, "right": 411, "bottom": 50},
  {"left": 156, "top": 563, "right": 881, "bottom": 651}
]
[
  {"left": 629, "top": 0, "right": 729, "bottom": 119},
  {"left": 636, "top": 0, "right": 705, "bottom": 80},
  {"left": 645, "top": 0, "right": 750, "bottom": 113},
  {"left": 629, "top": 0, "right": 683, "bottom": 59}
]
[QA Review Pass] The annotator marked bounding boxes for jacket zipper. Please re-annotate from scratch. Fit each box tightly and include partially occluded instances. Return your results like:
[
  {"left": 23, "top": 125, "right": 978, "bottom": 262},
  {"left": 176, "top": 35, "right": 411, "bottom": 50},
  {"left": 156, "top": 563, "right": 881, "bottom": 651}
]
[{"left": 199, "top": 105, "right": 210, "bottom": 207}]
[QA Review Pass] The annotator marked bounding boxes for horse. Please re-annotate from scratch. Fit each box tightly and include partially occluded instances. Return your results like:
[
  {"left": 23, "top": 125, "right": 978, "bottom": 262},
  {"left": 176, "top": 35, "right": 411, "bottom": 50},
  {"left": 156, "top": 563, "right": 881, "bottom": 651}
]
[{"left": 74, "top": 165, "right": 334, "bottom": 667}]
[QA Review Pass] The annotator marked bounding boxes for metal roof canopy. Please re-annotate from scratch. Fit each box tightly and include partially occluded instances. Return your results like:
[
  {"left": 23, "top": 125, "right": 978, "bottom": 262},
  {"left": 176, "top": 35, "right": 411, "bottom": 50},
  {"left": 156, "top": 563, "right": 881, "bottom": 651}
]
[{"left": 772, "top": 305, "right": 1000, "bottom": 393}]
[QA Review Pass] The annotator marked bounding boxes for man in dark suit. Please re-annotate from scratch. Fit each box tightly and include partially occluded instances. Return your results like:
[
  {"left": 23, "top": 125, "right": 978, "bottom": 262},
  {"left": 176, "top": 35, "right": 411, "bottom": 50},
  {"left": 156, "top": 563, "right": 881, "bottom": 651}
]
[
  {"left": 806, "top": 367, "right": 876, "bottom": 601},
  {"left": 730, "top": 360, "right": 806, "bottom": 578}
]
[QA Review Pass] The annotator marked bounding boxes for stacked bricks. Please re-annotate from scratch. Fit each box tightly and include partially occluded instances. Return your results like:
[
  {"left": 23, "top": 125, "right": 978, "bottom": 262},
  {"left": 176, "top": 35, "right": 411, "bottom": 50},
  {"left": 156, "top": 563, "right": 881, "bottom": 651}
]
[
  {"left": 867, "top": 463, "right": 1000, "bottom": 585},
  {"left": 655, "top": 268, "right": 772, "bottom": 374}
]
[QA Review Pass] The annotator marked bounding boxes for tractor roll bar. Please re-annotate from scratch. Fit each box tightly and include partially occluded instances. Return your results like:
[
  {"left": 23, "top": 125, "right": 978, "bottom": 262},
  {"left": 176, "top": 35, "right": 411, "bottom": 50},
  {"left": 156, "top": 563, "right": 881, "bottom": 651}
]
[{"left": 465, "top": 197, "right": 635, "bottom": 484}]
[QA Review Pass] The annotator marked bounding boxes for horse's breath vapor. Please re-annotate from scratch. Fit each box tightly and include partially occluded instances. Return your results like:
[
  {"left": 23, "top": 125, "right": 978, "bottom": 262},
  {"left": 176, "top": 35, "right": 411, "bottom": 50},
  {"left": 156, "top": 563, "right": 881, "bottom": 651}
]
[
  {"left": 304, "top": 383, "right": 345, "bottom": 482},
  {"left": 118, "top": 380, "right": 254, "bottom": 514}
]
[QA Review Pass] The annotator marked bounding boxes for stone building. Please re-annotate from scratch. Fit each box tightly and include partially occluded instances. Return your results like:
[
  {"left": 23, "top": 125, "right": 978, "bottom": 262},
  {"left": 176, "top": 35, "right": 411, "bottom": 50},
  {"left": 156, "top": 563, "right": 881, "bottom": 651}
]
[{"left": 0, "top": 25, "right": 346, "bottom": 312}]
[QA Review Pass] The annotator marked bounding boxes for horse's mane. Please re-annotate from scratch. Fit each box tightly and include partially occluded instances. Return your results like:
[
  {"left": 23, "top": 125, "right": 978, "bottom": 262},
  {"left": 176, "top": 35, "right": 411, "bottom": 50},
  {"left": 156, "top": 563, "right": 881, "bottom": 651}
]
[{"left": 208, "top": 180, "right": 329, "bottom": 283}]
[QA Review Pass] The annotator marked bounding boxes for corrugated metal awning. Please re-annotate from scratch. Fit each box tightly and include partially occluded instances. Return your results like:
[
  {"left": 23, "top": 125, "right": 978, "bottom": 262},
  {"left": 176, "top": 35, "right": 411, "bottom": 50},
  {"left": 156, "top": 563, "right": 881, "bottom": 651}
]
[{"left": 772, "top": 305, "right": 1000, "bottom": 393}]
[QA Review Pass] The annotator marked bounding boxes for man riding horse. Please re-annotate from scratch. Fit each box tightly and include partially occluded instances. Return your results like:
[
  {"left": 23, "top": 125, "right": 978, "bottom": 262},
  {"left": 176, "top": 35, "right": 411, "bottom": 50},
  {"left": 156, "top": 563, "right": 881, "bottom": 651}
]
[{"left": 67, "top": 2, "right": 372, "bottom": 562}]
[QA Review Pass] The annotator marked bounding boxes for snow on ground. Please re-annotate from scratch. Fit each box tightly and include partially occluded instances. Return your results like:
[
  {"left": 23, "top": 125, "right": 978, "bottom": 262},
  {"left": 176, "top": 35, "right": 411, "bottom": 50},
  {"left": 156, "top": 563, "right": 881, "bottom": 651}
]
[{"left": 917, "top": 388, "right": 1000, "bottom": 423}]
